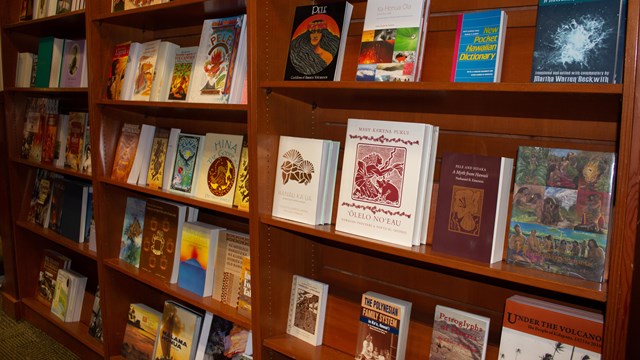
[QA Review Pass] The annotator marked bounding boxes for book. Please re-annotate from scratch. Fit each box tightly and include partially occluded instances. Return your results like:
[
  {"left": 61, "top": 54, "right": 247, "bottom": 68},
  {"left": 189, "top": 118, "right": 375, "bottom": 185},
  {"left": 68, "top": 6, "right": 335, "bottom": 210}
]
[
  {"left": 194, "top": 133, "right": 244, "bottom": 205},
  {"left": 188, "top": 16, "right": 246, "bottom": 104},
  {"left": 355, "top": 0, "right": 430, "bottom": 82},
  {"left": 33, "top": 0, "right": 47, "bottom": 21},
  {"left": 233, "top": 145, "right": 250, "bottom": 211},
  {"left": 335, "top": 119, "right": 438, "bottom": 246},
  {"left": 111, "top": 123, "right": 141, "bottom": 182},
  {"left": 162, "top": 128, "right": 181, "bottom": 190},
  {"left": 33, "top": 37, "right": 61, "bottom": 87},
  {"left": 131, "top": 39, "right": 161, "bottom": 101},
  {"left": 152, "top": 301, "right": 203, "bottom": 360},
  {"left": 15, "top": 52, "right": 35, "bottom": 87},
  {"left": 145, "top": 127, "right": 170, "bottom": 189},
  {"left": 125, "top": 0, "right": 162, "bottom": 11},
  {"left": 211, "top": 230, "right": 250, "bottom": 307},
  {"left": 88, "top": 287, "right": 103, "bottom": 342},
  {"left": 106, "top": 42, "right": 135, "bottom": 100},
  {"left": 149, "top": 41, "right": 179, "bottom": 102},
  {"left": 429, "top": 305, "right": 490, "bottom": 360},
  {"left": 112, "top": 0, "right": 124, "bottom": 12},
  {"left": 139, "top": 198, "right": 187, "bottom": 283},
  {"left": 530, "top": 0, "right": 627, "bottom": 84},
  {"left": 195, "top": 312, "right": 251, "bottom": 360},
  {"left": 355, "top": 291, "right": 412, "bottom": 360},
  {"left": 177, "top": 221, "right": 225, "bottom": 297},
  {"left": 284, "top": 2, "right": 353, "bottom": 81},
  {"left": 498, "top": 295, "right": 603, "bottom": 360},
  {"left": 120, "top": 42, "right": 143, "bottom": 100},
  {"left": 59, "top": 39, "right": 87, "bottom": 88},
  {"left": 236, "top": 256, "right": 252, "bottom": 318},
  {"left": 81, "top": 119, "right": 91, "bottom": 174},
  {"left": 49, "top": 178, "right": 90, "bottom": 242},
  {"left": 121, "top": 303, "right": 161, "bottom": 360},
  {"left": 56, "top": 0, "right": 72, "bottom": 14},
  {"left": 64, "top": 111, "right": 87, "bottom": 171},
  {"left": 286, "top": 275, "right": 329, "bottom": 346},
  {"left": 49, "top": 38, "right": 65, "bottom": 88},
  {"left": 36, "top": 249, "right": 71, "bottom": 307},
  {"left": 432, "top": 152, "right": 514, "bottom": 263},
  {"left": 450, "top": 9, "right": 508, "bottom": 82},
  {"left": 169, "top": 133, "right": 205, "bottom": 195},
  {"left": 132, "top": 124, "right": 157, "bottom": 185},
  {"left": 165, "top": 46, "right": 198, "bottom": 101},
  {"left": 30, "top": 168, "right": 61, "bottom": 228},
  {"left": 50, "top": 268, "right": 87, "bottom": 322},
  {"left": 54, "top": 114, "right": 69, "bottom": 167},
  {"left": 20, "top": 0, "right": 34, "bottom": 21},
  {"left": 41, "top": 112, "right": 58, "bottom": 165},
  {"left": 21, "top": 97, "right": 48, "bottom": 162},
  {"left": 507, "top": 146, "right": 616, "bottom": 282},
  {"left": 119, "top": 197, "right": 147, "bottom": 268}
]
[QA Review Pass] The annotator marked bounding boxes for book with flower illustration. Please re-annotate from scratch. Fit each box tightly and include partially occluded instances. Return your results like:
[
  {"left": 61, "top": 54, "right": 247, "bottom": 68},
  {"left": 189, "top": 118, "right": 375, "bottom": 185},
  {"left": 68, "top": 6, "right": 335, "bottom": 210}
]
[{"left": 507, "top": 146, "right": 616, "bottom": 282}]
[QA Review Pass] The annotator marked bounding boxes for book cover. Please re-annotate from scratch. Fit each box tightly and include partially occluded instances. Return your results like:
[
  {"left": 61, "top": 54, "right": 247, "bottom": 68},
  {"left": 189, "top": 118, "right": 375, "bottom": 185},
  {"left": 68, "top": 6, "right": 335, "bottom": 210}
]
[
  {"left": 106, "top": 42, "right": 133, "bottom": 100},
  {"left": 51, "top": 178, "right": 90, "bottom": 242},
  {"left": 432, "top": 152, "right": 514, "bottom": 263},
  {"left": 131, "top": 40, "right": 161, "bottom": 101},
  {"left": 188, "top": 16, "right": 245, "bottom": 104},
  {"left": 286, "top": 275, "right": 329, "bottom": 346},
  {"left": 284, "top": 2, "right": 353, "bottom": 81},
  {"left": 22, "top": 97, "right": 47, "bottom": 162},
  {"left": 26, "top": 169, "right": 47, "bottom": 223},
  {"left": 355, "top": 291, "right": 412, "bottom": 360},
  {"left": 237, "top": 256, "right": 251, "bottom": 318},
  {"left": 162, "top": 128, "right": 181, "bottom": 190},
  {"left": 152, "top": 301, "right": 203, "bottom": 360},
  {"left": 195, "top": 312, "right": 251, "bottom": 360},
  {"left": 233, "top": 145, "right": 250, "bottom": 211},
  {"left": 50, "top": 268, "right": 72, "bottom": 321},
  {"left": 35, "top": 37, "right": 59, "bottom": 87},
  {"left": 194, "top": 133, "right": 244, "bottom": 205},
  {"left": 33, "top": 0, "right": 47, "bottom": 19},
  {"left": 54, "top": 114, "right": 69, "bottom": 167},
  {"left": 355, "top": 0, "right": 430, "bottom": 82},
  {"left": 429, "top": 305, "right": 490, "bottom": 360},
  {"left": 169, "top": 133, "right": 204, "bottom": 195},
  {"left": 112, "top": 0, "right": 124, "bottom": 12},
  {"left": 498, "top": 295, "right": 603, "bottom": 360},
  {"left": 530, "top": 0, "right": 626, "bottom": 84},
  {"left": 31, "top": 169, "right": 61, "bottom": 228},
  {"left": 47, "top": 176, "right": 66, "bottom": 234},
  {"left": 450, "top": 9, "right": 508, "bottom": 82},
  {"left": 177, "top": 221, "right": 224, "bottom": 297},
  {"left": 124, "top": 0, "right": 162, "bottom": 11},
  {"left": 48, "top": 37, "right": 65, "bottom": 88},
  {"left": 130, "top": 124, "right": 156, "bottom": 185},
  {"left": 507, "top": 146, "right": 616, "bottom": 282},
  {"left": 119, "top": 197, "right": 147, "bottom": 268},
  {"left": 335, "top": 119, "right": 435, "bottom": 246},
  {"left": 64, "top": 111, "right": 86, "bottom": 171},
  {"left": 211, "top": 230, "right": 250, "bottom": 307},
  {"left": 20, "top": 0, "right": 33, "bottom": 21},
  {"left": 121, "top": 303, "right": 161, "bottom": 360},
  {"left": 149, "top": 41, "right": 179, "bottom": 102},
  {"left": 81, "top": 119, "right": 91, "bottom": 174},
  {"left": 139, "top": 199, "right": 187, "bottom": 283},
  {"left": 88, "top": 287, "right": 103, "bottom": 342},
  {"left": 146, "top": 127, "right": 170, "bottom": 190},
  {"left": 59, "top": 39, "right": 86, "bottom": 88},
  {"left": 56, "top": 0, "right": 72, "bottom": 14},
  {"left": 41, "top": 112, "right": 58, "bottom": 165},
  {"left": 111, "top": 123, "right": 142, "bottom": 182},
  {"left": 165, "top": 46, "right": 198, "bottom": 101},
  {"left": 36, "top": 249, "right": 71, "bottom": 307}
]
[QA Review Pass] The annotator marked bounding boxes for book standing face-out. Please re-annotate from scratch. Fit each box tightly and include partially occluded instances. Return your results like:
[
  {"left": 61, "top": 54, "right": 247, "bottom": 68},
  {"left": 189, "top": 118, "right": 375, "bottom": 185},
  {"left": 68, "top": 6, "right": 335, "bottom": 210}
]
[
  {"left": 121, "top": 303, "right": 161, "bottom": 360},
  {"left": 194, "top": 133, "right": 244, "bottom": 206},
  {"left": 429, "top": 305, "right": 490, "bottom": 360},
  {"left": 153, "top": 301, "right": 203, "bottom": 360},
  {"left": 286, "top": 275, "right": 329, "bottom": 346},
  {"left": 177, "top": 221, "right": 224, "bottom": 297},
  {"left": 211, "top": 230, "right": 250, "bottom": 307},
  {"left": 119, "top": 197, "right": 147, "bottom": 268},
  {"left": 169, "top": 133, "right": 204, "bottom": 195}
]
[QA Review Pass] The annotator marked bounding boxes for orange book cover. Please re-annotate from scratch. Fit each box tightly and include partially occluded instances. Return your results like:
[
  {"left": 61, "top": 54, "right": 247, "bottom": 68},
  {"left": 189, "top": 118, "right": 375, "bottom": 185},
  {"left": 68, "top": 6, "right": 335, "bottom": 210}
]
[{"left": 111, "top": 123, "right": 141, "bottom": 182}]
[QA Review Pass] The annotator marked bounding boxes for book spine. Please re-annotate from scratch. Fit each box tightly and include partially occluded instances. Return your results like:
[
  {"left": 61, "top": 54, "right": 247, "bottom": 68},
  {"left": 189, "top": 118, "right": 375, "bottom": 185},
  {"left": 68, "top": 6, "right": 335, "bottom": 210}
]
[{"left": 450, "top": 14, "right": 463, "bottom": 82}]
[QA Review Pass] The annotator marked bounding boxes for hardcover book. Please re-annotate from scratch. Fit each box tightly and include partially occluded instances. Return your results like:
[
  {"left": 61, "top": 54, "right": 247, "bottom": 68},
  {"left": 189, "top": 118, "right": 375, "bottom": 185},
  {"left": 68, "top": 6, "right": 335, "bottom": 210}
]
[
  {"left": 211, "top": 230, "right": 250, "bottom": 307},
  {"left": 59, "top": 39, "right": 87, "bottom": 88},
  {"left": 30, "top": 168, "right": 61, "bottom": 228},
  {"left": 36, "top": 249, "right": 71, "bottom": 307},
  {"left": 530, "top": 0, "right": 627, "bottom": 84},
  {"left": 188, "top": 16, "right": 245, "bottom": 104},
  {"left": 35, "top": 37, "right": 64, "bottom": 88},
  {"left": 131, "top": 40, "right": 161, "bottom": 101},
  {"left": 64, "top": 111, "right": 87, "bottom": 171},
  {"left": 119, "top": 197, "right": 147, "bottom": 268},
  {"left": 451, "top": 9, "right": 508, "bottom": 82},
  {"left": 111, "top": 123, "right": 141, "bottom": 182},
  {"left": 169, "top": 133, "right": 204, "bottom": 195},
  {"left": 194, "top": 133, "right": 244, "bottom": 205},
  {"left": 507, "top": 146, "right": 616, "bottom": 282},
  {"left": 152, "top": 301, "right": 203, "bottom": 360},
  {"left": 432, "top": 152, "right": 514, "bottom": 263},
  {"left": 286, "top": 275, "right": 329, "bottom": 346},
  {"left": 498, "top": 295, "right": 603, "bottom": 360},
  {"left": 355, "top": 291, "right": 412, "bottom": 360},
  {"left": 177, "top": 221, "right": 224, "bottom": 297},
  {"left": 121, "top": 303, "right": 161, "bottom": 360},
  {"left": 284, "top": 2, "right": 353, "bottom": 81},
  {"left": 145, "top": 127, "right": 170, "bottom": 190},
  {"left": 165, "top": 46, "right": 198, "bottom": 101},
  {"left": 233, "top": 145, "right": 250, "bottom": 211},
  {"left": 356, "top": 0, "right": 430, "bottom": 82},
  {"left": 429, "top": 305, "right": 490, "bottom": 360}
]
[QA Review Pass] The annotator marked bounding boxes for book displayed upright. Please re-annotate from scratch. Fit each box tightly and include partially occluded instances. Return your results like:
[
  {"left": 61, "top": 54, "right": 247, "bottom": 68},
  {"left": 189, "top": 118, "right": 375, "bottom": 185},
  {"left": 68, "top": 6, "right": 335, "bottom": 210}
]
[
  {"left": 130, "top": 39, "right": 161, "bottom": 101},
  {"left": 119, "top": 197, "right": 147, "bottom": 268},
  {"left": 194, "top": 312, "right": 252, "bottom": 360},
  {"left": 507, "top": 146, "right": 616, "bottom": 282},
  {"left": 284, "top": 2, "right": 353, "bottom": 81},
  {"left": 530, "top": 0, "right": 627, "bottom": 84},
  {"left": 286, "top": 275, "right": 329, "bottom": 346},
  {"left": 64, "top": 111, "right": 87, "bottom": 171},
  {"left": 145, "top": 127, "right": 170, "bottom": 189},
  {"left": 153, "top": 301, "right": 203, "bottom": 360},
  {"left": 211, "top": 230, "right": 250, "bottom": 307},
  {"left": 356, "top": 0, "right": 430, "bottom": 82},
  {"left": 194, "top": 133, "right": 244, "bottom": 206},
  {"left": 121, "top": 303, "right": 161, "bottom": 360},
  {"left": 59, "top": 39, "right": 87, "bottom": 88},
  {"left": 237, "top": 256, "right": 252, "bottom": 317},
  {"left": 450, "top": 9, "right": 508, "bottom": 82},
  {"left": 35, "top": 37, "right": 64, "bottom": 88},
  {"left": 149, "top": 41, "right": 179, "bottom": 102},
  {"left": 233, "top": 145, "right": 250, "bottom": 210},
  {"left": 165, "top": 46, "right": 198, "bottom": 101},
  {"left": 169, "top": 133, "right": 205, "bottom": 195},
  {"left": 48, "top": 178, "right": 90, "bottom": 243},
  {"left": 498, "top": 295, "right": 603, "bottom": 360},
  {"left": 177, "top": 221, "right": 225, "bottom": 297},
  {"left": 50, "top": 268, "right": 87, "bottom": 323},
  {"left": 429, "top": 305, "right": 490, "bottom": 360},
  {"left": 111, "top": 122, "right": 142, "bottom": 182},
  {"left": 355, "top": 291, "right": 412, "bottom": 360},
  {"left": 432, "top": 152, "right": 514, "bottom": 263},
  {"left": 36, "top": 249, "right": 71, "bottom": 307},
  {"left": 106, "top": 42, "right": 136, "bottom": 100}
]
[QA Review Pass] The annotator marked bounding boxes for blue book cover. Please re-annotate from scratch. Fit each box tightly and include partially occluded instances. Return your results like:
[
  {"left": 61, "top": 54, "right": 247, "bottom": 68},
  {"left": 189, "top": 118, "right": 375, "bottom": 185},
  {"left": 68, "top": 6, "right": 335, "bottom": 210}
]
[
  {"left": 119, "top": 197, "right": 146, "bottom": 268},
  {"left": 451, "top": 9, "right": 507, "bottom": 82},
  {"left": 170, "top": 133, "right": 203, "bottom": 194},
  {"left": 177, "top": 222, "right": 222, "bottom": 297}
]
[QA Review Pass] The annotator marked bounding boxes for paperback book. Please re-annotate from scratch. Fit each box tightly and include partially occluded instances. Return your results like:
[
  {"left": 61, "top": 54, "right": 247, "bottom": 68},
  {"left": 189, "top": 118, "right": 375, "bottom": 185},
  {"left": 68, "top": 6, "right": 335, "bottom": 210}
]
[
  {"left": 195, "top": 312, "right": 252, "bottom": 360},
  {"left": 177, "top": 221, "right": 225, "bottom": 297},
  {"left": 145, "top": 127, "right": 170, "bottom": 190},
  {"left": 165, "top": 46, "right": 198, "bottom": 101},
  {"left": 211, "top": 230, "right": 251, "bottom": 307},
  {"left": 286, "top": 275, "right": 329, "bottom": 346},
  {"left": 36, "top": 249, "right": 71, "bottom": 307},
  {"left": 59, "top": 39, "right": 87, "bottom": 88},
  {"left": 237, "top": 256, "right": 252, "bottom": 317},
  {"left": 88, "top": 287, "right": 103, "bottom": 342},
  {"left": 429, "top": 305, "right": 490, "bottom": 360},
  {"left": 233, "top": 145, "right": 250, "bottom": 210},
  {"left": 152, "top": 301, "right": 203, "bottom": 360},
  {"left": 119, "top": 197, "right": 147, "bottom": 268},
  {"left": 111, "top": 123, "right": 141, "bottom": 182},
  {"left": 194, "top": 133, "right": 244, "bottom": 205},
  {"left": 131, "top": 39, "right": 161, "bottom": 101},
  {"left": 169, "top": 133, "right": 205, "bottom": 195},
  {"left": 121, "top": 303, "right": 161, "bottom": 360},
  {"left": 64, "top": 111, "right": 87, "bottom": 171}
]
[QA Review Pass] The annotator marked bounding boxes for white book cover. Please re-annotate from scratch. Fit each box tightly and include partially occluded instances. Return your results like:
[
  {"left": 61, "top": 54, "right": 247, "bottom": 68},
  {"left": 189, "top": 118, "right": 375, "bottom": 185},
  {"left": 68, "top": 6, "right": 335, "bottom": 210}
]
[
  {"left": 131, "top": 39, "right": 161, "bottom": 101},
  {"left": 162, "top": 128, "right": 181, "bottom": 191},
  {"left": 420, "top": 126, "right": 439, "bottom": 244},
  {"left": 193, "top": 133, "right": 244, "bottom": 205},
  {"left": 149, "top": 41, "right": 179, "bottom": 102},
  {"left": 335, "top": 119, "right": 430, "bottom": 246},
  {"left": 430, "top": 305, "right": 490, "bottom": 360},
  {"left": 272, "top": 136, "right": 329, "bottom": 225},
  {"left": 16, "top": 52, "right": 34, "bottom": 87},
  {"left": 127, "top": 124, "right": 155, "bottom": 184},
  {"left": 286, "top": 275, "right": 329, "bottom": 346},
  {"left": 211, "top": 230, "right": 250, "bottom": 306},
  {"left": 228, "top": 18, "right": 247, "bottom": 104},
  {"left": 119, "top": 42, "right": 142, "bottom": 100},
  {"left": 321, "top": 140, "right": 340, "bottom": 224},
  {"left": 48, "top": 38, "right": 65, "bottom": 88}
]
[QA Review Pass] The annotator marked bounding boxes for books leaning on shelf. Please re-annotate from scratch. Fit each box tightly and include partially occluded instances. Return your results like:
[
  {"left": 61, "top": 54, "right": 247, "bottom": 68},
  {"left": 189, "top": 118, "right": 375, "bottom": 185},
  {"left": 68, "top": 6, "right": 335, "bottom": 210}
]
[
  {"left": 169, "top": 133, "right": 205, "bottom": 196},
  {"left": 50, "top": 268, "right": 87, "bottom": 323},
  {"left": 164, "top": 46, "right": 198, "bottom": 102},
  {"left": 195, "top": 312, "right": 252, "bottom": 360},
  {"left": 34, "top": 36, "right": 65, "bottom": 88},
  {"left": 105, "top": 42, "right": 140, "bottom": 100},
  {"left": 36, "top": 249, "right": 71, "bottom": 307},
  {"left": 64, "top": 111, "right": 88, "bottom": 172},
  {"left": 177, "top": 221, "right": 225, "bottom": 297},
  {"left": 152, "top": 301, "right": 203, "bottom": 360},
  {"left": 48, "top": 178, "right": 92, "bottom": 243},
  {"left": 429, "top": 305, "right": 490, "bottom": 360},
  {"left": 193, "top": 133, "right": 244, "bottom": 206},
  {"left": 130, "top": 39, "right": 162, "bottom": 101},
  {"left": 144, "top": 127, "right": 171, "bottom": 189},
  {"left": 149, "top": 41, "right": 180, "bottom": 102},
  {"left": 450, "top": 9, "right": 508, "bottom": 82},
  {"left": 335, "top": 119, "right": 439, "bottom": 247},
  {"left": 111, "top": 122, "right": 142, "bottom": 182},
  {"left": 211, "top": 230, "right": 250, "bottom": 307},
  {"left": 119, "top": 196, "right": 147, "bottom": 268},
  {"left": 27, "top": 169, "right": 62, "bottom": 228},
  {"left": 498, "top": 295, "right": 603, "bottom": 359},
  {"left": 286, "top": 275, "right": 329, "bottom": 346},
  {"left": 272, "top": 136, "right": 339, "bottom": 225},
  {"left": 59, "top": 38, "right": 88, "bottom": 88},
  {"left": 88, "top": 287, "right": 103, "bottom": 343},
  {"left": 15, "top": 52, "right": 35, "bottom": 87},
  {"left": 233, "top": 145, "right": 250, "bottom": 211},
  {"left": 236, "top": 256, "right": 252, "bottom": 318},
  {"left": 431, "top": 152, "right": 514, "bottom": 263},
  {"left": 530, "top": 0, "right": 627, "bottom": 84},
  {"left": 21, "top": 97, "right": 60, "bottom": 163},
  {"left": 355, "top": 291, "right": 412, "bottom": 360},
  {"left": 356, "top": 0, "right": 430, "bottom": 82},
  {"left": 121, "top": 303, "right": 161, "bottom": 360},
  {"left": 284, "top": 2, "right": 353, "bottom": 81},
  {"left": 507, "top": 146, "right": 616, "bottom": 282}
]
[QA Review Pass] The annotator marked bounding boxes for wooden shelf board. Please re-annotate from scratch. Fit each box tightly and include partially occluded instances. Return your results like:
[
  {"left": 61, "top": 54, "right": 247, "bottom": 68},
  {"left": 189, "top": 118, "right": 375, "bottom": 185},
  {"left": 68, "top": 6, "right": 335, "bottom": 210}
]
[
  {"left": 103, "top": 258, "right": 252, "bottom": 329},
  {"left": 95, "top": 99, "right": 248, "bottom": 121},
  {"left": 263, "top": 334, "right": 354, "bottom": 360},
  {"left": 12, "top": 157, "right": 93, "bottom": 181},
  {"left": 16, "top": 220, "right": 98, "bottom": 260},
  {"left": 4, "top": 87, "right": 89, "bottom": 95},
  {"left": 262, "top": 216, "right": 607, "bottom": 302},
  {"left": 2, "top": 10, "right": 86, "bottom": 37}
]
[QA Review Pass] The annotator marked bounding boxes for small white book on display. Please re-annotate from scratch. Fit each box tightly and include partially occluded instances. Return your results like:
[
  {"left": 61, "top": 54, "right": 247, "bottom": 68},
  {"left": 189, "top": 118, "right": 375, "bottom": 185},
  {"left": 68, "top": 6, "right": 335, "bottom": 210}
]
[
  {"left": 149, "top": 41, "right": 179, "bottom": 102},
  {"left": 193, "top": 133, "right": 244, "bottom": 206},
  {"left": 287, "top": 275, "right": 329, "bottom": 346},
  {"left": 130, "top": 39, "right": 162, "bottom": 102},
  {"left": 127, "top": 124, "right": 155, "bottom": 185},
  {"left": 335, "top": 119, "right": 437, "bottom": 247},
  {"left": 161, "top": 128, "right": 181, "bottom": 191},
  {"left": 119, "top": 42, "right": 142, "bottom": 100},
  {"left": 272, "top": 136, "right": 330, "bottom": 225}
]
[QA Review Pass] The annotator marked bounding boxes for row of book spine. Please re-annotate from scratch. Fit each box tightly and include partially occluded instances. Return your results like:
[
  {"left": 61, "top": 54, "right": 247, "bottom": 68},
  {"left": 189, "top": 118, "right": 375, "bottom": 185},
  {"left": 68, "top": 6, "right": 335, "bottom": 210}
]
[
  {"left": 20, "top": 0, "right": 85, "bottom": 22},
  {"left": 16, "top": 37, "right": 87, "bottom": 88}
]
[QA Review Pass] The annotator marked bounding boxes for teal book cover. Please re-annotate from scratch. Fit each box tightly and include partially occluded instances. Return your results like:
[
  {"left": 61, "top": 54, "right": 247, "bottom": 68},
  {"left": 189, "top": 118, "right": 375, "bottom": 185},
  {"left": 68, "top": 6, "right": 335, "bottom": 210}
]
[
  {"left": 170, "top": 134, "right": 203, "bottom": 194},
  {"left": 119, "top": 197, "right": 147, "bottom": 268},
  {"left": 35, "top": 37, "right": 54, "bottom": 88}
]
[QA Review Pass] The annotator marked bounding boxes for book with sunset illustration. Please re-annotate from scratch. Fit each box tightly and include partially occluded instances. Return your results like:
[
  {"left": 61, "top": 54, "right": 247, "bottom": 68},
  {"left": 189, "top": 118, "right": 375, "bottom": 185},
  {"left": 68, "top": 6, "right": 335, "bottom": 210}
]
[{"left": 177, "top": 221, "right": 224, "bottom": 297}]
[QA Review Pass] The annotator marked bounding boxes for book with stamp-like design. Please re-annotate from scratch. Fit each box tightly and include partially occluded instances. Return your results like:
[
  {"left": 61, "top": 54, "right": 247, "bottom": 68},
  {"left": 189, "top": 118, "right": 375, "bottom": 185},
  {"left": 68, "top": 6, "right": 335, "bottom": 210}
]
[
  {"left": 169, "top": 133, "right": 204, "bottom": 195},
  {"left": 429, "top": 305, "right": 490, "bottom": 360},
  {"left": 194, "top": 133, "right": 244, "bottom": 205},
  {"left": 211, "top": 230, "right": 250, "bottom": 307},
  {"left": 111, "top": 123, "right": 141, "bottom": 182},
  {"left": 119, "top": 197, "right": 147, "bottom": 268},
  {"left": 286, "top": 275, "right": 329, "bottom": 346},
  {"left": 233, "top": 145, "right": 250, "bottom": 210},
  {"left": 432, "top": 152, "right": 514, "bottom": 263},
  {"left": 145, "top": 127, "right": 170, "bottom": 190}
]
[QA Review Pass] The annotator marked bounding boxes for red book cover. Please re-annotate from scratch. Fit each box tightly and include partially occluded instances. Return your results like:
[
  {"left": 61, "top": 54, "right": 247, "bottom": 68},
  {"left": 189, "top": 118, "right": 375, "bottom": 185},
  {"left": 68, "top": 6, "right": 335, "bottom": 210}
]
[
  {"left": 106, "top": 42, "right": 132, "bottom": 100},
  {"left": 41, "top": 113, "right": 58, "bottom": 165},
  {"left": 64, "top": 112, "right": 86, "bottom": 171},
  {"left": 111, "top": 123, "right": 141, "bottom": 182}
]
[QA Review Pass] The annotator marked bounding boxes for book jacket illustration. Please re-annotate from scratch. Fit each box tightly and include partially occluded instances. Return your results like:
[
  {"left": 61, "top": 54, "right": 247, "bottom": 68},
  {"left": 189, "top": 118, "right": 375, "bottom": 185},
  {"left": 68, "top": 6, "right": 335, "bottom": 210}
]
[
  {"left": 59, "top": 39, "right": 85, "bottom": 87},
  {"left": 121, "top": 303, "right": 160, "bottom": 360},
  {"left": 233, "top": 146, "right": 250, "bottom": 210},
  {"left": 111, "top": 123, "right": 141, "bottom": 182},
  {"left": 507, "top": 146, "right": 615, "bottom": 282},
  {"left": 170, "top": 134, "right": 202, "bottom": 194},
  {"left": 284, "top": 3, "right": 349, "bottom": 80},
  {"left": 287, "top": 275, "right": 328, "bottom": 346},
  {"left": 531, "top": 0, "right": 626, "bottom": 84},
  {"left": 139, "top": 200, "right": 180, "bottom": 282},
  {"left": 146, "top": 128, "right": 170, "bottom": 190},
  {"left": 153, "top": 301, "right": 201, "bottom": 360},
  {"left": 167, "top": 47, "right": 197, "bottom": 101},
  {"left": 65, "top": 112, "right": 86, "bottom": 171},
  {"left": 106, "top": 43, "right": 132, "bottom": 100},
  {"left": 430, "top": 305, "right": 490, "bottom": 360},
  {"left": 119, "top": 197, "right": 146, "bottom": 268},
  {"left": 195, "top": 133, "right": 243, "bottom": 205},
  {"left": 132, "top": 40, "right": 161, "bottom": 101}
]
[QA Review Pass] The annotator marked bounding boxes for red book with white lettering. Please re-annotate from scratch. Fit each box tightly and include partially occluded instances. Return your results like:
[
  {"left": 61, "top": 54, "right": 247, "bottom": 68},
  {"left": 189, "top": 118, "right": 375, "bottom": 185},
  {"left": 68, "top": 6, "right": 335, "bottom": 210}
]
[{"left": 429, "top": 305, "right": 490, "bottom": 360}]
